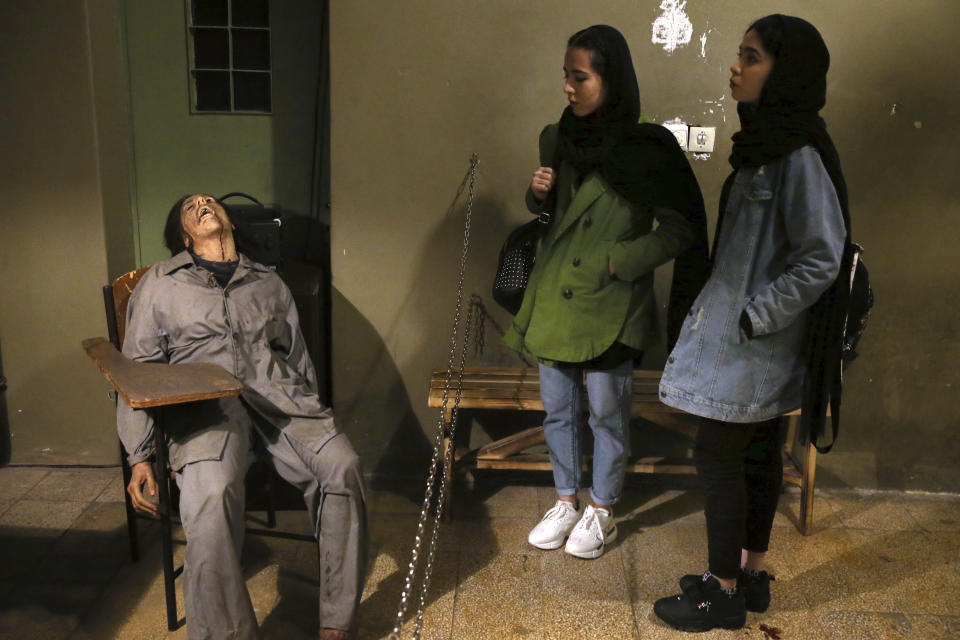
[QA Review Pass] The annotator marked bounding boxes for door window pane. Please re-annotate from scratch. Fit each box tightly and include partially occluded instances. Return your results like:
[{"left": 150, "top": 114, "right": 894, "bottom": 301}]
[
  {"left": 193, "top": 0, "right": 227, "bottom": 26},
  {"left": 194, "top": 71, "right": 231, "bottom": 111},
  {"left": 234, "top": 72, "right": 271, "bottom": 112},
  {"left": 193, "top": 28, "right": 229, "bottom": 69},
  {"left": 231, "top": 0, "right": 268, "bottom": 27},
  {"left": 232, "top": 29, "right": 270, "bottom": 70}
]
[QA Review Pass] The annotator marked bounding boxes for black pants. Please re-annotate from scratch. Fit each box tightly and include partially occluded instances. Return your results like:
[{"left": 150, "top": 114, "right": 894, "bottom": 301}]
[{"left": 694, "top": 416, "right": 785, "bottom": 580}]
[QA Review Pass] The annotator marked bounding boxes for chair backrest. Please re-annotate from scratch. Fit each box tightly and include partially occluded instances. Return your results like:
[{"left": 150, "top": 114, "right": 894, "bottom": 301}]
[{"left": 103, "top": 266, "right": 152, "bottom": 349}]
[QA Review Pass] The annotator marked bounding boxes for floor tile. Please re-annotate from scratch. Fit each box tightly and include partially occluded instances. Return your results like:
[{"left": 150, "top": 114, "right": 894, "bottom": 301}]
[
  {"left": 828, "top": 494, "right": 923, "bottom": 531},
  {"left": 23, "top": 468, "right": 118, "bottom": 503},
  {"left": 538, "top": 546, "right": 636, "bottom": 640},
  {"left": 901, "top": 497, "right": 960, "bottom": 532},
  {"left": 0, "top": 499, "right": 89, "bottom": 534},
  {"left": 456, "top": 484, "right": 539, "bottom": 520},
  {"left": 816, "top": 610, "right": 953, "bottom": 639},
  {"left": 0, "top": 467, "right": 50, "bottom": 501},
  {"left": 0, "top": 582, "right": 103, "bottom": 640}
]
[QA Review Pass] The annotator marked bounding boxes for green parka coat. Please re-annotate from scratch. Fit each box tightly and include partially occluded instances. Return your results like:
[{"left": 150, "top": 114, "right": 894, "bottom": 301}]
[{"left": 503, "top": 124, "right": 696, "bottom": 363}]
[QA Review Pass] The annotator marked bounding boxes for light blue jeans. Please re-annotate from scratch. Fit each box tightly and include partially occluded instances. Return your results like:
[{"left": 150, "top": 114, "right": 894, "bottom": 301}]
[{"left": 539, "top": 360, "right": 633, "bottom": 506}]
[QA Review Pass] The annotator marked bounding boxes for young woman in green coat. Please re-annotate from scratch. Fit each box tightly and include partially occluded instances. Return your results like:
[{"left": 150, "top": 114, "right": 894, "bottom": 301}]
[{"left": 504, "top": 24, "right": 708, "bottom": 560}]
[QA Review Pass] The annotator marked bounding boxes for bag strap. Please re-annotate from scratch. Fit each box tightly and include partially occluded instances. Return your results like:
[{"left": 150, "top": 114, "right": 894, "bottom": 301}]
[
  {"left": 813, "top": 243, "right": 864, "bottom": 454},
  {"left": 536, "top": 125, "right": 561, "bottom": 224},
  {"left": 540, "top": 123, "right": 560, "bottom": 167},
  {"left": 218, "top": 192, "right": 263, "bottom": 205}
]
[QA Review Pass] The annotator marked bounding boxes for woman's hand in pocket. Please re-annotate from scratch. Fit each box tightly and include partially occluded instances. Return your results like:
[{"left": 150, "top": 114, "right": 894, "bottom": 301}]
[{"left": 530, "top": 167, "right": 555, "bottom": 201}]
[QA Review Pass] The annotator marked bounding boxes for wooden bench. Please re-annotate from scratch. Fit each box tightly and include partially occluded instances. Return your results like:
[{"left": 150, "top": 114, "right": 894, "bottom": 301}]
[{"left": 428, "top": 366, "right": 819, "bottom": 535}]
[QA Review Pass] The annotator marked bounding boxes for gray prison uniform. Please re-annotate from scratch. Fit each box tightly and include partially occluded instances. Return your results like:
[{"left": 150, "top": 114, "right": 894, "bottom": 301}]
[{"left": 117, "top": 250, "right": 366, "bottom": 638}]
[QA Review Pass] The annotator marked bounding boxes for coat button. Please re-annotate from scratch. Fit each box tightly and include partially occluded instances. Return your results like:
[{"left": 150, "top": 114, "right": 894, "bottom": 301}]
[
  {"left": 660, "top": 391, "right": 666, "bottom": 398},
  {"left": 583, "top": 218, "right": 593, "bottom": 228},
  {"left": 668, "top": 356, "right": 675, "bottom": 364},
  {"left": 572, "top": 257, "right": 581, "bottom": 267},
  {"left": 562, "top": 289, "right": 573, "bottom": 299}
]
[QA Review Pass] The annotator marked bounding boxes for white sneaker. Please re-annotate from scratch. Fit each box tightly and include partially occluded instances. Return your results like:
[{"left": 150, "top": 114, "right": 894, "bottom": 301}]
[
  {"left": 528, "top": 500, "right": 580, "bottom": 550},
  {"left": 564, "top": 505, "right": 617, "bottom": 559}
]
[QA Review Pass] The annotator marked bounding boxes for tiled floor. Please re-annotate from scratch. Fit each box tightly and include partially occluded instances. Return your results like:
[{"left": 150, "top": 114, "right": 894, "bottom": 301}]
[{"left": 1, "top": 465, "right": 958, "bottom": 639}]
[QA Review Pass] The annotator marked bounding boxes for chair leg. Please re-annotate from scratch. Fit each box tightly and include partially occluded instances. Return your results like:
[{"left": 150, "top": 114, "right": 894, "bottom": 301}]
[
  {"left": 267, "top": 464, "right": 277, "bottom": 529},
  {"left": 799, "top": 436, "right": 818, "bottom": 536},
  {"left": 119, "top": 442, "right": 140, "bottom": 562},
  {"left": 154, "top": 415, "right": 180, "bottom": 631}
]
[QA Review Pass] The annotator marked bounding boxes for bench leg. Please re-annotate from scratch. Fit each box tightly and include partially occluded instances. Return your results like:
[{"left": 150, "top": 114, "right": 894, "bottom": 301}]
[{"left": 798, "top": 425, "right": 818, "bottom": 536}]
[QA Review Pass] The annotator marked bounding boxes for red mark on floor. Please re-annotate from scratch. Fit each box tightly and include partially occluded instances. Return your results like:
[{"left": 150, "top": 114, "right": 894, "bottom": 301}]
[{"left": 759, "top": 623, "right": 782, "bottom": 639}]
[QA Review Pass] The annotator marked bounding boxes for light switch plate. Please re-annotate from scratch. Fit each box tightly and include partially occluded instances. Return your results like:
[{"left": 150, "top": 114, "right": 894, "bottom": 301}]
[
  {"left": 663, "top": 122, "right": 688, "bottom": 150},
  {"left": 688, "top": 126, "right": 716, "bottom": 153}
]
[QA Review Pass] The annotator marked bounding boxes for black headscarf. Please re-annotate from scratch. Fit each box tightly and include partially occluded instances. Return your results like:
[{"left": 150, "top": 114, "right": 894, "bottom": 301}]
[
  {"left": 717, "top": 15, "right": 852, "bottom": 451},
  {"left": 546, "top": 25, "right": 710, "bottom": 350}
]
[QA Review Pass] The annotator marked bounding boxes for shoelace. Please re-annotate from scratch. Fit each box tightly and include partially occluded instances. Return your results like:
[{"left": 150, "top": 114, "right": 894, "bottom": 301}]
[
  {"left": 575, "top": 507, "right": 610, "bottom": 540},
  {"left": 543, "top": 502, "right": 574, "bottom": 522}
]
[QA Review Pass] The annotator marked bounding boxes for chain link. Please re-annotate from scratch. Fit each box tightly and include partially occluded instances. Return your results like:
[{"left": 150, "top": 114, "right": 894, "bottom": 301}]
[{"left": 389, "top": 154, "right": 478, "bottom": 640}]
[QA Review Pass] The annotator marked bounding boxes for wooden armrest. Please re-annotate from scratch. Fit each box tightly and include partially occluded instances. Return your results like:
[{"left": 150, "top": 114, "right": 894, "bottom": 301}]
[{"left": 82, "top": 337, "right": 243, "bottom": 409}]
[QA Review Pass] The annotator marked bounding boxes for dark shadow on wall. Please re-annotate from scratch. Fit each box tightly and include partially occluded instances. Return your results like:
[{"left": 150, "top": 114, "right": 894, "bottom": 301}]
[
  {"left": 370, "top": 189, "right": 522, "bottom": 479},
  {"left": 0, "top": 341, "right": 9, "bottom": 465},
  {"left": 331, "top": 285, "right": 435, "bottom": 487}
]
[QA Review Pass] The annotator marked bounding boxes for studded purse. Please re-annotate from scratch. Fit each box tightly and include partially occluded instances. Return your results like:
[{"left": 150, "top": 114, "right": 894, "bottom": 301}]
[{"left": 491, "top": 212, "right": 550, "bottom": 315}]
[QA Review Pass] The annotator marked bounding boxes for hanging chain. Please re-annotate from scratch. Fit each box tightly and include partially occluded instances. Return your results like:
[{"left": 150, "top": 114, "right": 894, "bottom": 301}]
[
  {"left": 467, "top": 293, "right": 534, "bottom": 368},
  {"left": 469, "top": 294, "right": 485, "bottom": 358},
  {"left": 389, "top": 154, "right": 478, "bottom": 640}
]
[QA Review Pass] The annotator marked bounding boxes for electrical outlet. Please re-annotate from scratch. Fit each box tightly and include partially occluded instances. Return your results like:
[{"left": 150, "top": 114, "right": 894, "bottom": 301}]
[
  {"left": 663, "top": 122, "right": 688, "bottom": 150},
  {"left": 688, "top": 126, "right": 716, "bottom": 153}
]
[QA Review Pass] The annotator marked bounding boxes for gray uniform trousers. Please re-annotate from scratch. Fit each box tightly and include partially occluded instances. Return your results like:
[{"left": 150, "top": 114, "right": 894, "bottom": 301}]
[{"left": 175, "top": 420, "right": 367, "bottom": 640}]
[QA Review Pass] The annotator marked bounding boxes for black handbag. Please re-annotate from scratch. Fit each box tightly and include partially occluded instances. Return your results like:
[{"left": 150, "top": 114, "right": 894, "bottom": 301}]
[{"left": 492, "top": 214, "right": 549, "bottom": 315}]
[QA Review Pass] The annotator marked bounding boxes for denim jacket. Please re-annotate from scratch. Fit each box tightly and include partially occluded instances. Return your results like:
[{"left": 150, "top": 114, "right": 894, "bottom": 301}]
[{"left": 659, "top": 145, "right": 845, "bottom": 422}]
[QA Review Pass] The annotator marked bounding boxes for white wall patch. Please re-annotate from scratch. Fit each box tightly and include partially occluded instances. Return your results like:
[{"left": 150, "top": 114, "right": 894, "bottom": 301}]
[
  {"left": 652, "top": 0, "right": 693, "bottom": 53},
  {"left": 701, "top": 93, "right": 727, "bottom": 123}
]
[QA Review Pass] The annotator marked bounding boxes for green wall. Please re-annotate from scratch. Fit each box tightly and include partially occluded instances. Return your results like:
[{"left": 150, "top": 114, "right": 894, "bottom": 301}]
[
  {"left": 330, "top": 0, "right": 960, "bottom": 491},
  {"left": 124, "top": 2, "right": 274, "bottom": 266}
]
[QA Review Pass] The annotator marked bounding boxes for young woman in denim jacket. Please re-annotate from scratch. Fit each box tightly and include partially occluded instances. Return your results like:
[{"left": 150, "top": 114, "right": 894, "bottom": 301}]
[
  {"left": 504, "top": 25, "right": 708, "bottom": 560},
  {"left": 653, "top": 15, "right": 849, "bottom": 632}
]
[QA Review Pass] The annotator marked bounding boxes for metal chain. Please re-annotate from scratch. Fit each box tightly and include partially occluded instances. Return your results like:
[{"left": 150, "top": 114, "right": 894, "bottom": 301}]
[
  {"left": 469, "top": 294, "right": 485, "bottom": 358},
  {"left": 389, "top": 154, "right": 478, "bottom": 640}
]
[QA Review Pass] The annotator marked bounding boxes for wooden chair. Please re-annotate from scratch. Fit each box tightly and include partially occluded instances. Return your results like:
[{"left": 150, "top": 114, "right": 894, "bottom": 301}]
[{"left": 84, "top": 266, "right": 314, "bottom": 631}]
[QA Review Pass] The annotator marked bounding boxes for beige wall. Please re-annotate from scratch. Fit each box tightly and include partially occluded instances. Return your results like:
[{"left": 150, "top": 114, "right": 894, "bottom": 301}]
[
  {"left": 0, "top": 1, "right": 122, "bottom": 463},
  {"left": 330, "top": 1, "right": 960, "bottom": 490}
]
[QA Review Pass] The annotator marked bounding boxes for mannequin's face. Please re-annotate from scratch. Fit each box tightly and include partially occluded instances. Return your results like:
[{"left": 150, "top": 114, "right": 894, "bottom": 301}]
[
  {"left": 563, "top": 47, "right": 606, "bottom": 116},
  {"left": 730, "top": 29, "right": 773, "bottom": 104},
  {"left": 180, "top": 194, "right": 232, "bottom": 246}
]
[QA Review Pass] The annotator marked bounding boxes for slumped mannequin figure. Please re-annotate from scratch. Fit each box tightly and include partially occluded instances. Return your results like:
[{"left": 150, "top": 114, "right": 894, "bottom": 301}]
[{"left": 119, "top": 194, "right": 366, "bottom": 640}]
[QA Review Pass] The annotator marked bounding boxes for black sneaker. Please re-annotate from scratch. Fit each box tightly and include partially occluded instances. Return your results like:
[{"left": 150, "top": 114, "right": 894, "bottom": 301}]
[
  {"left": 738, "top": 569, "right": 774, "bottom": 613},
  {"left": 679, "top": 569, "right": 774, "bottom": 613},
  {"left": 654, "top": 575, "right": 746, "bottom": 632}
]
